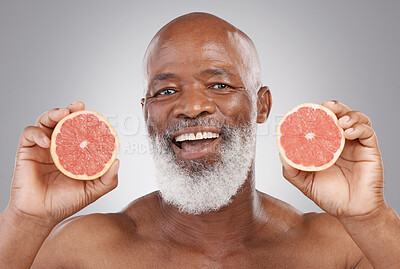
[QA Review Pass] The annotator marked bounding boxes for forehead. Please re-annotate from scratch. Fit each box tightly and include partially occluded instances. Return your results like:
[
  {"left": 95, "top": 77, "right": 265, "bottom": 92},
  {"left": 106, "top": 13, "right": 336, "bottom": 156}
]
[
  {"left": 148, "top": 34, "right": 240, "bottom": 70},
  {"left": 144, "top": 29, "right": 252, "bottom": 79}
]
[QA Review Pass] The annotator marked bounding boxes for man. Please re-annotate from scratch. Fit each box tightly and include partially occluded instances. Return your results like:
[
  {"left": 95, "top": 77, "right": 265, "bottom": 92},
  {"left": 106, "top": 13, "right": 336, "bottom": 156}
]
[{"left": 0, "top": 12, "right": 399, "bottom": 268}]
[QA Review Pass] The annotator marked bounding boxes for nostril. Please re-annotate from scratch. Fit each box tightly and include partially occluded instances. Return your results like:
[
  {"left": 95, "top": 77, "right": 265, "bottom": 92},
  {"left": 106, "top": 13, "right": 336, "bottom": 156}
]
[
  {"left": 177, "top": 111, "right": 211, "bottom": 119},
  {"left": 197, "top": 111, "right": 211, "bottom": 118},
  {"left": 172, "top": 91, "right": 217, "bottom": 118}
]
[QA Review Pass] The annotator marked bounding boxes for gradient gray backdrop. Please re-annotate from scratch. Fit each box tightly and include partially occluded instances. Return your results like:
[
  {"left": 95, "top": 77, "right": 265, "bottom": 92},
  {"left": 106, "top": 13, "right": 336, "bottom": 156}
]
[{"left": 1, "top": 0, "right": 399, "bottom": 217}]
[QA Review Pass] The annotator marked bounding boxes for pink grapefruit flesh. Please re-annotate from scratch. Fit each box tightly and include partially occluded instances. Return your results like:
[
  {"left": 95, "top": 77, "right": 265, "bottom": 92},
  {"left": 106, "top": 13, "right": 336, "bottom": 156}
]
[
  {"left": 50, "top": 110, "right": 119, "bottom": 180},
  {"left": 276, "top": 103, "right": 345, "bottom": 171}
]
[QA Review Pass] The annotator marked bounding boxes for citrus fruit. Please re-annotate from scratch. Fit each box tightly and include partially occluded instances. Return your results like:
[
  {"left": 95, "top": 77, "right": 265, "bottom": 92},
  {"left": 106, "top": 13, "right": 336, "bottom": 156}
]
[
  {"left": 276, "top": 103, "right": 345, "bottom": 171},
  {"left": 50, "top": 110, "right": 119, "bottom": 180}
]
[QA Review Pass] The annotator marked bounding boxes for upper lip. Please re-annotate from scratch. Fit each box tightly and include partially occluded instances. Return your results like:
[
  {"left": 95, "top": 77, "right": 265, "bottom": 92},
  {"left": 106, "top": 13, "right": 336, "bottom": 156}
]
[{"left": 171, "top": 126, "right": 221, "bottom": 143}]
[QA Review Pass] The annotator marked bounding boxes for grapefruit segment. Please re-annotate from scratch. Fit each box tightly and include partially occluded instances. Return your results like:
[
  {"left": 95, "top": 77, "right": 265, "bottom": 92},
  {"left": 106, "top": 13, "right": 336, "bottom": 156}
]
[
  {"left": 50, "top": 110, "right": 119, "bottom": 180},
  {"left": 277, "top": 103, "right": 345, "bottom": 171}
]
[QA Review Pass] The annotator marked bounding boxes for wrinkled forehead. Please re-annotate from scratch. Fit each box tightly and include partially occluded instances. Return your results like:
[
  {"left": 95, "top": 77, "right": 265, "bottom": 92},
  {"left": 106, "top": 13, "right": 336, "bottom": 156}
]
[
  {"left": 142, "top": 29, "right": 260, "bottom": 93},
  {"left": 144, "top": 30, "right": 245, "bottom": 72}
]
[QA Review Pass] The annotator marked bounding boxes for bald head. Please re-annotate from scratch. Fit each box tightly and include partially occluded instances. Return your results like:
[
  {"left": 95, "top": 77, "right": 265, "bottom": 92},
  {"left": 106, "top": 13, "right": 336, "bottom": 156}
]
[{"left": 142, "top": 13, "right": 263, "bottom": 97}]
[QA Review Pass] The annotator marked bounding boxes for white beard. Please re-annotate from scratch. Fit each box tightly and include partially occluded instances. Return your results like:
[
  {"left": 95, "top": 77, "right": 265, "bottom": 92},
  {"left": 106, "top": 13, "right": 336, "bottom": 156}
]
[{"left": 148, "top": 117, "right": 257, "bottom": 215}]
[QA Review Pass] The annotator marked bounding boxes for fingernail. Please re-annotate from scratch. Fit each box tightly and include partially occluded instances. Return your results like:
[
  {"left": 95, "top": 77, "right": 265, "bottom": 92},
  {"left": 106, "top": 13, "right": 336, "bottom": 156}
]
[
  {"left": 68, "top": 101, "right": 77, "bottom": 108},
  {"left": 58, "top": 108, "right": 69, "bottom": 113},
  {"left": 43, "top": 136, "right": 50, "bottom": 144},
  {"left": 340, "top": 115, "right": 350, "bottom": 123},
  {"left": 345, "top": 128, "right": 354, "bottom": 134}
]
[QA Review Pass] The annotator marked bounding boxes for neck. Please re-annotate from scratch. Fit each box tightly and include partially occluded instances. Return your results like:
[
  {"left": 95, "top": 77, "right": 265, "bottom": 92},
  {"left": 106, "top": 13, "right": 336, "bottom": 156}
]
[{"left": 156, "top": 165, "right": 269, "bottom": 252}]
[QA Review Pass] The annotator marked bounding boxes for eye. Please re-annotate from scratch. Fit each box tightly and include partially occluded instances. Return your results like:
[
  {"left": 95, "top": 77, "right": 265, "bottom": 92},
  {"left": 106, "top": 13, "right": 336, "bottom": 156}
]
[
  {"left": 211, "top": 83, "right": 231, "bottom": 90},
  {"left": 158, "top": 89, "right": 177, "bottom": 96}
]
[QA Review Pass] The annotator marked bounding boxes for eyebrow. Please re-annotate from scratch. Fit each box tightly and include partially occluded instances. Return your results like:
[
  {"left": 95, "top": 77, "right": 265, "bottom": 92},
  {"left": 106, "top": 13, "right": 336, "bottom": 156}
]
[
  {"left": 152, "top": 72, "right": 177, "bottom": 83},
  {"left": 151, "top": 68, "right": 235, "bottom": 84},
  {"left": 200, "top": 68, "right": 235, "bottom": 78}
]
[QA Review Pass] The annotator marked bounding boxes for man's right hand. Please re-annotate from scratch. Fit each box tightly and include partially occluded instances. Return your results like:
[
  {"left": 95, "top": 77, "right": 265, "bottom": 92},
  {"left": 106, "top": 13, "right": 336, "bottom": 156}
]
[{"left": 7, "top": 101, "right": 119, "bottom": 226}]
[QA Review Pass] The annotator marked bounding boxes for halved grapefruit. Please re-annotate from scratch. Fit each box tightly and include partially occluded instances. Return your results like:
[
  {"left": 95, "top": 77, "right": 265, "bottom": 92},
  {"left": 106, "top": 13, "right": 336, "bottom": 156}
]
[
  {"left": 277, "top": 103, "right": 345, "bottom": 171},
  {"left": 50, "top": 110, "right": 119, "bottom": 180}
]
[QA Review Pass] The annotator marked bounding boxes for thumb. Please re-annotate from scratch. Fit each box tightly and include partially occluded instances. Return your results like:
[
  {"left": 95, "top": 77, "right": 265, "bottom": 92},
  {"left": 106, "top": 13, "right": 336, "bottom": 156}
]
[
  {"left": 101, "top": 159, "right": 120, "bottom": 187},
  {"left": 279, "top": 154, "right": 301, "bottom": 180},
  {"left": 88, "top": 159, "right": 120, "bottom": 202},
  {"left": 279, "top": 154, "right": 312, "bottom": 195}
]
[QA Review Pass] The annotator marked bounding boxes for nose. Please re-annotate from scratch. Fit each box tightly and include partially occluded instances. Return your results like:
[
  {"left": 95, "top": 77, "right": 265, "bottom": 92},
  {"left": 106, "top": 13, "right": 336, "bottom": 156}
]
[{"left": 172, "top": 86, "right": 216, "bottom": 119}]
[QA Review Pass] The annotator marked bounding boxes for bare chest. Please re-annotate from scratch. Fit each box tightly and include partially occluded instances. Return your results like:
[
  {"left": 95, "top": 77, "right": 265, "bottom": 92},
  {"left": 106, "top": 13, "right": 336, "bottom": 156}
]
[{"left": 74, "top": 239, "right": 344, "bottom": 269}]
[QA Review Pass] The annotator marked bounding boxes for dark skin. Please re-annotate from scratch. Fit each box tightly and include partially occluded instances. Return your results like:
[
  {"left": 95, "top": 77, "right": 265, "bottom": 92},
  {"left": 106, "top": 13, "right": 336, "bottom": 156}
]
[{"left": 1, "top": 13, "right": 399, "bottom": 268}]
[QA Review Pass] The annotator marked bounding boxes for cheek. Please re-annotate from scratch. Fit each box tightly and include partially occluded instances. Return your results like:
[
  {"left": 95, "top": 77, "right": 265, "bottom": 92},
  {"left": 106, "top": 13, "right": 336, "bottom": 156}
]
[
  {"left": 214, "top": 92, "right": 254, "bottom": 124},
  {"left": 144, "top": 102, "right": 172, "bottom": 134}
]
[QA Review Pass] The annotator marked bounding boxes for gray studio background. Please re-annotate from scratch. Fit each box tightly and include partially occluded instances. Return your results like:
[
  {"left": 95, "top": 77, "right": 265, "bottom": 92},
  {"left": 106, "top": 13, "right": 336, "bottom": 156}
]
[{"left": 1, "top": 0, "right": 399, "bottom": 216}]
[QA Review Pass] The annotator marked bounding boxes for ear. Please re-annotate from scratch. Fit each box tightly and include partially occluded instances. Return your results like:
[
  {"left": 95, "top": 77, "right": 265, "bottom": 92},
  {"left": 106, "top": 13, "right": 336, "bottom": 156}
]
[
  {"left": 141, "top": 98, "right": 145, "bottom": 110},
  {"left": 256, "top": 86, "right": 272, "bottom": 124}
]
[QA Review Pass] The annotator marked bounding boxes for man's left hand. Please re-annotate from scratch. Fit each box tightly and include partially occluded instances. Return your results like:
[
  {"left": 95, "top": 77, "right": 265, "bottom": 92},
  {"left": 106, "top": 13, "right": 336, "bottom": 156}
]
[{"left": 280, "top": 101, "right": 385, "bottom": 218}]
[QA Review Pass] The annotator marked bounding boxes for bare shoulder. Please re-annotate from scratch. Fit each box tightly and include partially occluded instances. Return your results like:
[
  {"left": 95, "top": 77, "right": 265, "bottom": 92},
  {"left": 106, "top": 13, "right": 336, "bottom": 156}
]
[
  {"left": 56, "top": 211, "right": 137, "bottom": 240},
  {"left": 257, "top": 191, "right": 372, "bottom": 268},
  {"left": 258, "top": 191, "right": 350, "bottom": 241},
  {"left": 300, "top": 212, "right": 355, "bottom": 245},
  {"left": 299, "top": 212, "right": 372, "bottom": 268},
  {"left": 32, "top": 205, "right": 140, "bottom": 268}
]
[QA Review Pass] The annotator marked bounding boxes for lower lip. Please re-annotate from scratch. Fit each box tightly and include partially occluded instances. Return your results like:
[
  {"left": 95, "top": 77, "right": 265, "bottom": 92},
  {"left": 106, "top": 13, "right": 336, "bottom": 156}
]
[{"left": 171, "top": 136, "right": 221, "bottom": 160}]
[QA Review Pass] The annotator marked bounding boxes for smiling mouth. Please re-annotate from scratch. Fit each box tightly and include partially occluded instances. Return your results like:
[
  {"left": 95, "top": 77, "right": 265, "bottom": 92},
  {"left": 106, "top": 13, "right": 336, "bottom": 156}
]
[
  {"left": 171, "top": 127, "right": 221, "bottom": 159},
  {"left": 173, "top": 131, "right": 220, "bottom": 150}
]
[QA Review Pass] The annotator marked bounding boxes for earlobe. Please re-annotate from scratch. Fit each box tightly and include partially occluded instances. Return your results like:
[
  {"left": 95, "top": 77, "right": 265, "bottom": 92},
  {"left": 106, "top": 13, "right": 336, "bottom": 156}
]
[{"left": 256, "top": 86, "right": 272, "bottom": 124}]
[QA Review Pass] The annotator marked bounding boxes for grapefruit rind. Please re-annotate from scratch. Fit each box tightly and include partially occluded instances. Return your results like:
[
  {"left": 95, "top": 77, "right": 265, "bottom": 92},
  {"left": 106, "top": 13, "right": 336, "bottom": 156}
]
[
  {"left": 50, "top": 110, "right": 119, "bottom": 180},
  {"left": 276, "top": 103, "right": 345, "bottom": 172}
]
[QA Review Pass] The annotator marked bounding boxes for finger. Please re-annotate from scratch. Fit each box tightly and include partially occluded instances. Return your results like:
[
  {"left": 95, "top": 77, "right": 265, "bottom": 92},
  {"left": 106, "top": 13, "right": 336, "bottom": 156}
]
[
  {"left": 35, "top": 108, "right": 69, "bottom": 129},
  {"left": 67, "top": 101, "right": 85, "bottom": 113},
  {"left": 338, "top": 111, "right": 372, "bottom": 129},
  {"left": 85, "top": 159, "right": 120, "bottom": 202},
  {"left": 322, "top": 101, "right": 352, "bottom": 118},
  {"left": 344, "top": 123, "right": 378, "bottom": 148},
  {"left": 19, "top": 126, "right": 51, "bottom": 148}
]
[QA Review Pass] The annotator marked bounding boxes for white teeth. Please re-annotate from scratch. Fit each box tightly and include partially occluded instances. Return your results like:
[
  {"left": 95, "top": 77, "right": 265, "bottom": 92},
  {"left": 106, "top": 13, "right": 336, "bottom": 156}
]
[{"left": 175, "top": 132, "right": 220, "bottom": 142}]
